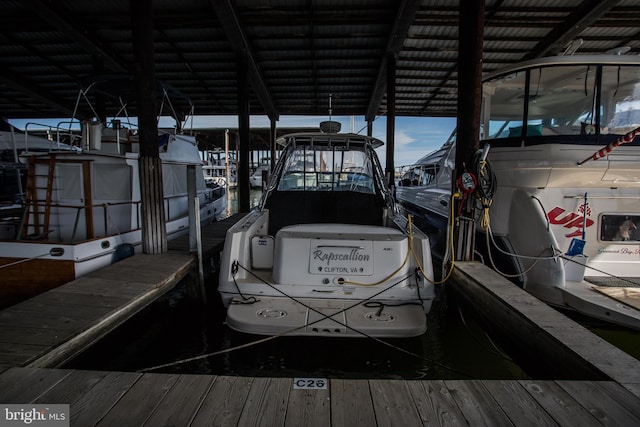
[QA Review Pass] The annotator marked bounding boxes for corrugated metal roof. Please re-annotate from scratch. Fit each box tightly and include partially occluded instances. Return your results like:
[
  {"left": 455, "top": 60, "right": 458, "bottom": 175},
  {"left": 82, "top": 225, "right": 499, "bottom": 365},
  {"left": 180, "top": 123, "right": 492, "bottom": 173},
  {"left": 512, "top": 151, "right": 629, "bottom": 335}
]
[{"left": 0, "top": 0, "right": 638, "bottom": 121}]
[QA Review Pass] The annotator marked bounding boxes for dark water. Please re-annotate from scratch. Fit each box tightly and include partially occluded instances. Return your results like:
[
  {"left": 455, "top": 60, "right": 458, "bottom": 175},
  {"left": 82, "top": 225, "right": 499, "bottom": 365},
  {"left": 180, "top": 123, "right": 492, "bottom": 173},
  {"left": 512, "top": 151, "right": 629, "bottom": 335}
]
[
  {"left": 67, "top": 278, "right": 530, "bottom": 380},
  {"left": 560, "top": 309, "right": 640, "bottom": 361},
  {"left": 65, "top": 188, "right": 640, "bottom": 379}
]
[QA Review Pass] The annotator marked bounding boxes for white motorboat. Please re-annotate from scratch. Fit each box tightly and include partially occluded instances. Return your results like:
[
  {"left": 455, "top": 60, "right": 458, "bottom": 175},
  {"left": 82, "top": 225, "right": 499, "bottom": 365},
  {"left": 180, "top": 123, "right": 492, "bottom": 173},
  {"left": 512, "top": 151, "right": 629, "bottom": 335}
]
[
  {"left": 0, "top": 82, "right": 227, "bottom": 308},
  {"left": 249, "top": 157, "right": 270, "bottom": 189},
  {"left": 203, "top": 148, "right": 237, "bottom": 189},
  {"left": 396, "top": 54, "right": 640, "bottom": 330},
  {"left": 218, "top": 122, "right": 436, "bottom": 338}
]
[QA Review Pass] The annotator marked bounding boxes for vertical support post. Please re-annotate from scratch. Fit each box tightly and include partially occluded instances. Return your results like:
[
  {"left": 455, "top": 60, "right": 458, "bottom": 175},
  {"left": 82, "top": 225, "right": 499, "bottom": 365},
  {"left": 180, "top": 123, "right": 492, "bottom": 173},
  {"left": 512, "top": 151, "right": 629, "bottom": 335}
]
[
  {"left": 454, "top": 0, "right": 485, "bottom": 261},
  {"left": 385, "top": 54, "right": 396, "bottom": 188},
  {"left": 225, "top": 129, "right": 230, "bottom": 187},
  {"left": 270, "top": 118, "right": 277, "bottom": 172},
  {"left": 187, "top": 165, "right": 197, "bottom": 252},
  {"left": 237, "top": 55, "right": 251, "bottom": 213},
  {"left": 130, "top": 0, "right": 166, "bottom": 254},
  {"left": 194, "top": 195, "right": 207, "bottom": 303}
]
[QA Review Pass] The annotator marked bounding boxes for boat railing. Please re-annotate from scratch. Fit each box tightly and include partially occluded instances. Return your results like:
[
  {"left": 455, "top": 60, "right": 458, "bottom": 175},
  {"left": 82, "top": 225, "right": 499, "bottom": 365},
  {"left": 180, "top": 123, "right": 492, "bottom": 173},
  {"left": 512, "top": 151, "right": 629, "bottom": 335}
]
[
  {"left": 54, "top": 120, "right": 83, "bottom": 147},
  {"left": 21, "top": 200, "right": 142, "bottom": 243},
  {"left": 23, "top": 189, "right": 204, "bottom": 242},
  {"left": 22, "top": 121, "right": 82, "bottom": 152}
]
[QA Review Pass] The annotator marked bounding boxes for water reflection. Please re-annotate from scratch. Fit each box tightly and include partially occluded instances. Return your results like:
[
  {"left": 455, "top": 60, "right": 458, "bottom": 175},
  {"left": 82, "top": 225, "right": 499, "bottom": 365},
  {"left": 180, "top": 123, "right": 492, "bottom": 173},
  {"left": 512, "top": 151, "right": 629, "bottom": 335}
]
[{"left": 221, "top": 187, "right": 263, "bottom": 219}]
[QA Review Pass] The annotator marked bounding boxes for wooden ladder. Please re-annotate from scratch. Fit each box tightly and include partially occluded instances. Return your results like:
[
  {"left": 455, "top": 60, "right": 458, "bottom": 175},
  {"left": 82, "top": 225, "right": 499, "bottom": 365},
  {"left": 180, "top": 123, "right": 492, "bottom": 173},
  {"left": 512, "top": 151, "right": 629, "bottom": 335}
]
[{"left": 21, "top": 155, "right": 56, "bottom": 240}]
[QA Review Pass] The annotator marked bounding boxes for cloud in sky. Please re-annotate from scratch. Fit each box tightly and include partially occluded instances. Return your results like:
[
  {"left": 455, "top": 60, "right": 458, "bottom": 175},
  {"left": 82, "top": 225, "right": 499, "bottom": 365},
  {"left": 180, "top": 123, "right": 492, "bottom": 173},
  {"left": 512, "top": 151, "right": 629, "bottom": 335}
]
[{"left": 370, "top": 116, "right": 457, "bottom": 166}]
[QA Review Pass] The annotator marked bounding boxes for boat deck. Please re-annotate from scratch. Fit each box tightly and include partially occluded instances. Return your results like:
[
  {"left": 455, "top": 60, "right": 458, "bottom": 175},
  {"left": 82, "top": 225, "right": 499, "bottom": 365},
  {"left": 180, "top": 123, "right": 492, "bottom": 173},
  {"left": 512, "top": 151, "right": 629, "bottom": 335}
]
[
  {"left": 594, "top": 287, "right": 640, "bottom": 310},
  {"left": 2, "top": 368, "right": 640, "bottom": 426},
  {"left": 584, "top": 276, "right": 640, "bottom": 310}
]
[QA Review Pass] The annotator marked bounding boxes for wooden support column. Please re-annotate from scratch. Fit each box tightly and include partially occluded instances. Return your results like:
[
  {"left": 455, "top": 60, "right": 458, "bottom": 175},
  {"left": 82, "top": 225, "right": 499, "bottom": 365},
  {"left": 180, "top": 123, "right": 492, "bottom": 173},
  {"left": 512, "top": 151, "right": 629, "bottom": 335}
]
[
  {"left": 237, "top": 55, "right": 251, "bottom": 213},
  {"left": 187, "top": 165, "right": 197, "bottom": 252},
  {"left": 385, "top": 54, "right": 396, "bottom": 188},
  {"left": 270, "top": 118, "right": 276, "bottom": 172},
  {"left": 130, "top": 0, "right": 167, "bottom": 254},
  {"left": 454, "top": 0, "right": 485, "bottom": 261}
]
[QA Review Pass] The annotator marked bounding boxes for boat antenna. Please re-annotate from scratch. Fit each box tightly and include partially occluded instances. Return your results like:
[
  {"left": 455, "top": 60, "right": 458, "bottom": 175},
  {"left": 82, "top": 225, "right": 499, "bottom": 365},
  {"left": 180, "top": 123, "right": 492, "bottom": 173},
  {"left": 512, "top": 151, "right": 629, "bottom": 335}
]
[
  {"left": 328, "top": 93, "right": 332, "bottom": 124},
  {"left": 562, "top": 38, "right": 583, "bottom": 56}
]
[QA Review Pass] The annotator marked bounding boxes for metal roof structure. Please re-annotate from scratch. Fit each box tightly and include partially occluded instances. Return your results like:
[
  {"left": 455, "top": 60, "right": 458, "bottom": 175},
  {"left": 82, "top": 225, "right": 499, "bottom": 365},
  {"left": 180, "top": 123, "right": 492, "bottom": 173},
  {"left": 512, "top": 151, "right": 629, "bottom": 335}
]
[{"left": 0, "top": 0, "right": 639, "bottom": 123}]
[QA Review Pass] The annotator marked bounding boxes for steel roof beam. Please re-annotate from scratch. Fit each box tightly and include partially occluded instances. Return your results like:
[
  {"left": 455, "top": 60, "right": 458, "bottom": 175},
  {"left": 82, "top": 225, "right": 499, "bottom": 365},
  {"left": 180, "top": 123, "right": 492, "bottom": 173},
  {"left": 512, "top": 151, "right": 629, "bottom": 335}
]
[
  {"left": 365, "top": 0, "right": 421, "bottom": 121},
  {"left": 212, "top": 0, "right": 279, "bottom": 122},
  {"left": 0, "top": 72, "right": 75, "bottom": 117},
  {"left": 525, "top": 0, "right": 620, "bottom": 59},
  {"left": 24, "top": 0, "right": 128, "bottom": 74}
]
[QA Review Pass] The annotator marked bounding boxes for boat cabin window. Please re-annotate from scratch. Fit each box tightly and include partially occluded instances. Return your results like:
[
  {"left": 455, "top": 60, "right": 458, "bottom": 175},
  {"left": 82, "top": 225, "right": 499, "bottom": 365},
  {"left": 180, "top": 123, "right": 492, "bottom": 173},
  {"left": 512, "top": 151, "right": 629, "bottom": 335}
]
[
  {"left": 277, "top": 146, "right": 376, "bottom": 194},
  {"left": 483, "top": 64, "right": 640, "bottom": 141},
  {"left": 398, "top": 164, "right": 439, "bottom": 187},
  {"left": 600, "top": 214, "right": 640, "bottom": 242}
]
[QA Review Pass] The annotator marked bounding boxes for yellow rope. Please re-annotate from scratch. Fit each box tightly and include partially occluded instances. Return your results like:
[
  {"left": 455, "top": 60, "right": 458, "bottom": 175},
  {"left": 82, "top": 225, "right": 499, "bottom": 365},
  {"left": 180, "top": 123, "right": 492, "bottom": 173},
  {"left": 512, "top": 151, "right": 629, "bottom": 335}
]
[
  {"left": 433, "top": 192, "right": 460, "bottom": 284},
  {"left": 339, "top": 225, "right": 412, "bottom": 286},
  {"left": 341, "top": 195, "right": 460, "bottom": 287}
]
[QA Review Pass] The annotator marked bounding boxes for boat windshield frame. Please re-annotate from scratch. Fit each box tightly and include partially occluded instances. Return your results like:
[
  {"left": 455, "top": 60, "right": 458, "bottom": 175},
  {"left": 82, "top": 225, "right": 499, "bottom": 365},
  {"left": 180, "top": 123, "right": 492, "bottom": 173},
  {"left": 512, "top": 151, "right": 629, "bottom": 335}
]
[
  {"left": 259, "top": 133, "right": 393, "bottom": 210},
  {"left": 481, "top": 55, "right": 640, "bottom": 147}
]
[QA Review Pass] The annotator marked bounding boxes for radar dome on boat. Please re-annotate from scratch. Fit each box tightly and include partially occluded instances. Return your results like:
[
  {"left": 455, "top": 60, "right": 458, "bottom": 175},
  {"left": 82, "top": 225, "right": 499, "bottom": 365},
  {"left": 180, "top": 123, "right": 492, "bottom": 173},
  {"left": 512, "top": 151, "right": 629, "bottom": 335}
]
[{"left": 319, "top": 121, "right": 341, "bottom": 133}]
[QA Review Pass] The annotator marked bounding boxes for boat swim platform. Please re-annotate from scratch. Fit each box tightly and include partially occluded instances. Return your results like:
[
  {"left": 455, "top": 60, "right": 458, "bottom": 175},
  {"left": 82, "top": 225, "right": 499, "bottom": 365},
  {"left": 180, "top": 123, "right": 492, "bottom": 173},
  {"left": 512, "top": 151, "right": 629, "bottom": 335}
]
[
  {"left": 1, "top": 368, "right": 640, "bottom": 427},
  {"left": 0, "top": 213, "right": 244, "bottom": 369},
  {"left": 594, "top": 287, "right": 640, "bottom": 311}
]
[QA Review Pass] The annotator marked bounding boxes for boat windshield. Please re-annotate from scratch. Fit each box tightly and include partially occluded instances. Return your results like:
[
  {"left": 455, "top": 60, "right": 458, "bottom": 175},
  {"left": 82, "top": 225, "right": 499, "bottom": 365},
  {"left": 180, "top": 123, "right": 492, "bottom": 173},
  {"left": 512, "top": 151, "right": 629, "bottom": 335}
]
[
  {"left": 483, "top": 63, "right": 640, "bottom": 140},
  {"left": 277, "top": 145, "right": 376, "bottom": 194}
]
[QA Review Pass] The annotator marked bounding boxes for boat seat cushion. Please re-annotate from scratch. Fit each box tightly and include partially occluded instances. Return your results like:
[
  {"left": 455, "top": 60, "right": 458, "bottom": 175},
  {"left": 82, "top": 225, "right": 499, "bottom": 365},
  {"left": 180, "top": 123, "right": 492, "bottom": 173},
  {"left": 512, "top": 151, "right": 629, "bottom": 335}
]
[{"left": 265, "top": 190, "right": 384, "bottom": 235}]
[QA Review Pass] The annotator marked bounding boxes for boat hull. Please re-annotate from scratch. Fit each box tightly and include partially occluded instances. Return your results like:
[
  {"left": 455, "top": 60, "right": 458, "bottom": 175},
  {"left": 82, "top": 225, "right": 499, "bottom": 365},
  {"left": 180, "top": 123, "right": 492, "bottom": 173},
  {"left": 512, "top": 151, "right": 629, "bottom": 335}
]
[
  {"left": 0, "top": 257, "right": 75, "bottom": 308},
  {"left": 560, "top": 281, "right": 640, "bottom": 330}
]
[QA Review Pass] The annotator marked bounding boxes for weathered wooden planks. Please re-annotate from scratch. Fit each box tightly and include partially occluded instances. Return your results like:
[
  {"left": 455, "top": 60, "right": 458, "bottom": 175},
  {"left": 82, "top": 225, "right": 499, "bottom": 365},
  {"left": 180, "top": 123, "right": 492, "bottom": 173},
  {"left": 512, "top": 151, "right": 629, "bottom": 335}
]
[
  {"left": 452, "top": 261, "right": 640, "bottom": 398},
  {"left": 0, "top": 251, "right": 195, "bottom": 368},
  {"left": 0, "top": 216, "right": 243, "bottom": 369},
  {"left": 1, "top": 368, "right": 640, "bottom": 426}
]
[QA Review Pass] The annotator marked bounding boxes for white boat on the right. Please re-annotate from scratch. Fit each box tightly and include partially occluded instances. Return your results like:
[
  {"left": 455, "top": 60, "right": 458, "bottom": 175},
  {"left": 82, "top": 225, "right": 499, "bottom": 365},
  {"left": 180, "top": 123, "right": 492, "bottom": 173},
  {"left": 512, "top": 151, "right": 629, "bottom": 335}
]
[{"left": 396, "top": 53, "right": 640, "bottom": 330}]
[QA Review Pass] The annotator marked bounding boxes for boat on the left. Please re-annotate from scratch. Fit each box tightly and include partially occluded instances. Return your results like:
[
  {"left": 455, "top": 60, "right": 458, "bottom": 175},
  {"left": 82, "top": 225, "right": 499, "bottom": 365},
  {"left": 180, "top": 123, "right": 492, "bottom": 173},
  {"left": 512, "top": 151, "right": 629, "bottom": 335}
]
[{"left": 0, "top": 79, "right": 227, "bottom": 308}]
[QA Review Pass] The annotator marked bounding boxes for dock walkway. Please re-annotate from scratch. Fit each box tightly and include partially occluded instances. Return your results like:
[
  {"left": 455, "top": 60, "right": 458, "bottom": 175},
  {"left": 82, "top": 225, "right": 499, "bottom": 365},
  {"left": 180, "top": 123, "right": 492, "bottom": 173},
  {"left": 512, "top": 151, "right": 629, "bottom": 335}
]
[
  {"left": 0, "top": 214, "right": 243, "bottom": 369},
  {"left": 2, "top": 367, "right": 640, "bottom": 426},
  {"left": 2, "top": 225, "right": 640, "bottom": 425}
]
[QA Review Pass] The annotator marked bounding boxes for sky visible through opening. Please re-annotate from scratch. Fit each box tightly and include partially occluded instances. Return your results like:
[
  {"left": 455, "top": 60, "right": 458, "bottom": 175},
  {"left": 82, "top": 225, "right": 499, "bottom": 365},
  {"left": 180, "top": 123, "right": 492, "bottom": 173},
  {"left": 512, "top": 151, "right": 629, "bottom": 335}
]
[{"left": 8, "top": 115, "right": 457, "bottom": 167}]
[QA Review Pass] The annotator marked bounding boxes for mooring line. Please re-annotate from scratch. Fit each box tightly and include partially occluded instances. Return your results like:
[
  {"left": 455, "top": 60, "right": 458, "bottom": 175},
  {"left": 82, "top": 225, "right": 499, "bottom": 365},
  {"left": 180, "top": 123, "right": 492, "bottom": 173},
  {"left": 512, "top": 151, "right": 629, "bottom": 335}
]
[{"left": 139, "top": 263, "right": 473, "bottom": 378}]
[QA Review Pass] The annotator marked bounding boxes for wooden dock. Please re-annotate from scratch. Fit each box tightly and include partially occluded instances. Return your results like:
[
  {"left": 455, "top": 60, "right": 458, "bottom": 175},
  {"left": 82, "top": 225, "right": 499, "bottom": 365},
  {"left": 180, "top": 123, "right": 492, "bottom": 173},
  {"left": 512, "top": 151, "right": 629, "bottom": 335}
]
[
  {"left": 2, "top": 225, "right": 640, "bottom": 425},
  {"left": 0, "top": 214, "right": 243, "bottom": 369},
  {"left": 451, "top": 262, "right": 640, "bottom": 398},
  {"left": 1, "top": 367, "right": 640, "bottom": 426}
]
